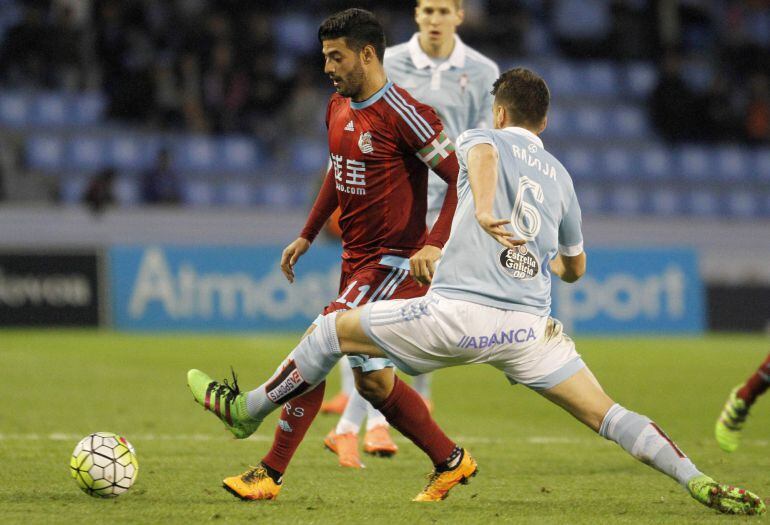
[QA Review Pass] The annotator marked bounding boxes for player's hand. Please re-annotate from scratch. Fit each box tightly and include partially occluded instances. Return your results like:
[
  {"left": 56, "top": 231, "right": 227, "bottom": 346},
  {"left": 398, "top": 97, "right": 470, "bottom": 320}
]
[
  {"left": 409, "top": 245, "right": 442, "bottom": 286},
  {"left": 280, "top": 237, "right": 311, "bottom": 283},
  {"left": 475, "top": 212, "right": 526, "bottom": 249}
]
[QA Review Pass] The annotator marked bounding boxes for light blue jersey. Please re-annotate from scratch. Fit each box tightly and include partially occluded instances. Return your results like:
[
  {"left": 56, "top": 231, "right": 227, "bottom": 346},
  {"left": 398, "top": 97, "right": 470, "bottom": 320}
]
[
  {"left": 384, "top": 34, "right": 499, "bottom": 214},
  {"left": 430, "top": 127, "right": 584, "bottom": 316}
]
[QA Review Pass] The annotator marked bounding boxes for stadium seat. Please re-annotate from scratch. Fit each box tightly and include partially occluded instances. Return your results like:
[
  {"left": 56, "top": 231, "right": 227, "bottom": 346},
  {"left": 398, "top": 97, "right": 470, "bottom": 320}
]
[
  {"left": 0, "top": 92, "right": 28, "bottom": 126},
  {"left": 68, "top": 136, "right": 107, "bottom": 171},
  {"left": 624, "top": 62, "right": 658, "bottom": 99},
  {"left": 584, "top": 62, "right": 618, "bottom": 96},
  {"left": 182, "top": 179, "right": 216, "bottom": 206},
  {"left": 31, "top": 93, "right": 67, "bottom": 127},
  {"left": 220, "top": 136, "right": 262, "bottom": 173},
  {"left": 552, "top": 0, "right": 611, "bottom": 40},
  {"left": 292, "top": 138, "right": 328, "bottom": 176},
  {"left": 573, "top": 184, "right": 604, "bottom": 214},
  {"left": 114, "top": 177, "right": 140, "bottom": 206},
  {"left": 676, "top": 146, "right": 713, "bottom": 181},
  {"left": 220, "top": 180, "right": 255, "bottom": 206},
  {"left": 173, "top": 136, "right": 217, "bottom": 172},
  {"left": 59, "top": 176, "right": 86, "bottom": 204},
  {"left": 561, "top": 147, "right": 595, "bottom": 181},
  {"left": 649, "top": 188, "right": 681, "bottom": 216},
  {"left": 755, "top": 149, "right": 770, "bottom": 182},
  {"left": 726, "top": 190, "right": 758, "bottom": 218},
  {"left": 609, "top": 186, "right": 643, "bottom": 216},
  {"left": 638, "top": 146, "right": 671, "bottom": 180},
  {"left": 69, "top": 93, "right": 107, "bottom": 126},
  {"left": 26, "top": 135, "right": 65, "bottom": 172},
  {"left": 601, "top": 148, "right": 635, "bottom": 180},
  {"left": 715, "top": 146, "right": 749, "bottom": 182},
  {"left": 108, "top": 135, "right": 160, "bottom": 171},
  {"left": 688, "top": 189, "right": 720, "bottom": 217},
  {"left": 612, "top": 106, "right": 649, "bottom": 138}
]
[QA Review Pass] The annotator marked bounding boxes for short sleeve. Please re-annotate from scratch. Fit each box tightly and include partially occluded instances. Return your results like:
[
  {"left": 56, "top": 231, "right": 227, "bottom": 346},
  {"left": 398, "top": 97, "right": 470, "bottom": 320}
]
[
  {"left": 558, "top": 190, "right": 584, "bottom": 256},
  {"left": 455, "top": 128, "right": 497, "bottom": 166}
]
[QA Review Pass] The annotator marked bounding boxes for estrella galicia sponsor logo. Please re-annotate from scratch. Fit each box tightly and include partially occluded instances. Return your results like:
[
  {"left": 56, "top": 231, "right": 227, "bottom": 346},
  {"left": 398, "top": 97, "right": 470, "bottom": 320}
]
[
  {"left": 499, "top": 246, "right": 539, "bottom": 280},
  {"left": 457, "top": 328, "right": 537, "bottom": 349}
]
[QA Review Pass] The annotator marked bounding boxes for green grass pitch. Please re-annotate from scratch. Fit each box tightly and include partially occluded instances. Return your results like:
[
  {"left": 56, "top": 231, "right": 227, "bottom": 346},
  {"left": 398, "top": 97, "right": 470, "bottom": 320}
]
[{"left": 2, "top": 330, "right": 769, "bottom": 524}]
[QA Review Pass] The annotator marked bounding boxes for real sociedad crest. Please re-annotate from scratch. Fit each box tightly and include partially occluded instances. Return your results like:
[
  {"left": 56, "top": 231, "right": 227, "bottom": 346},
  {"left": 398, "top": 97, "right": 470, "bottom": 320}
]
[{"left": 358, "top": 131, "right": 374, "bottom": 154}]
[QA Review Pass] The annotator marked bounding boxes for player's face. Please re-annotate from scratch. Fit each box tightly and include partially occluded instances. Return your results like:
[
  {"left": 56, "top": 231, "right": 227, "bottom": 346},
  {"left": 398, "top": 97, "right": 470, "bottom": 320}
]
[
  {"left": 322, "top": 38, "right": 366, "bottom": 98},
  {"left": 415, "top": 0, "right": 463, "bottom": 45}
]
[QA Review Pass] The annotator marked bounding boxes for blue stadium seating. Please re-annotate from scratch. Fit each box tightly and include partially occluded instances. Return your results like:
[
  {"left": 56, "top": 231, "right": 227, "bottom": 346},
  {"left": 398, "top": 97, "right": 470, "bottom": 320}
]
[{"left": 0, "top": 91, "right": 105, "bottom": 128}]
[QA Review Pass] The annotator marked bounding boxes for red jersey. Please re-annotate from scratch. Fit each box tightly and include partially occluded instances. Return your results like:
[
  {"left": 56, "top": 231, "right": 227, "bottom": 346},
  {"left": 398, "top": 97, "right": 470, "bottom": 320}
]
[{"left": 300, "top": 81, "right": 458, "bottom": 268}]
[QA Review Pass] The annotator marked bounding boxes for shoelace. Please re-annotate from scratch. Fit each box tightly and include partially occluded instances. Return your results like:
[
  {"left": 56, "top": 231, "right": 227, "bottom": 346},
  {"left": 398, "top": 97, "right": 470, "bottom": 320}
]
[
  {"left": 215, "top": 367, "right": 242, "bottom": 403},
  {"left": 420, "top": 470, "right": 442, "bottom": 492},
  {"left": 241, "top": 465, "right": 267, "bottom": 483}
]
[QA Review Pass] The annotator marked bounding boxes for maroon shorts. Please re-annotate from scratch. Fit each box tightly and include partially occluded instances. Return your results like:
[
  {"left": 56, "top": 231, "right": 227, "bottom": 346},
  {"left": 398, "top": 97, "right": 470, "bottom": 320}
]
[
  {"left": 322, "top": 255, "right": 425, "bottom": 316},
  {"left": 318, "top": 255, "right": 425, "bottom": 371}
]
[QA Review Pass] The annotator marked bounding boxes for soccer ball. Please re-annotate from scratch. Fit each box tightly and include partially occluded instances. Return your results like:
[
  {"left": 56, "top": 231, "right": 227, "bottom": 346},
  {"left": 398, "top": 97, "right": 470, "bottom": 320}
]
[{"left": 70, "top": 432, "right": 139, "bottom": 497}]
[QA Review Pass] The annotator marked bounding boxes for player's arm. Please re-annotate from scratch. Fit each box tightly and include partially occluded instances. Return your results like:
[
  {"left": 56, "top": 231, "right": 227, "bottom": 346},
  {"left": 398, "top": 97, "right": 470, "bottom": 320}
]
[
  {"left": 549, "top": 190, "right": 585, "bottom": 283},
  {"left": 549, "top": 253, "right": 586, "bottom": 283},
  {"left": 281, "top": 167, "right": 338, "bottom": 283},
  {"left": 467, "top": 143, "right": 525, "bottom": 249},
  {"left": 408, "top": 143, "right": 459, "bottom": 285}
]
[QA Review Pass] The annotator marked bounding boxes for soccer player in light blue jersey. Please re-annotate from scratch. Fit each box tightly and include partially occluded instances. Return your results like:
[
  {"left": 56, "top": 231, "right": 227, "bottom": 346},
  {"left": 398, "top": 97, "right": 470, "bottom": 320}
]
[
  {"left": 191, "top": 68, "right": 765, "bottom": 513},
  {"left": 323, "top": 0, "right": 500, "bottom": 465}
]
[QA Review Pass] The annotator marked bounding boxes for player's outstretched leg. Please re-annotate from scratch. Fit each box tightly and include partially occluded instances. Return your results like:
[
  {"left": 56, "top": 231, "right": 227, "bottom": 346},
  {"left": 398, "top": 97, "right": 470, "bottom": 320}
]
[
  {"left": 187, "top": 312, "right": 344, "bottom": 440},
  {"left": 715, "top": 352, "right": 770, "bottom": 452},
  {"left": 542, "top": 368, "right": 765, "bottom": 516},
  {"left": 715, "top": 386, "right": 749, "bottom": 453},
  {"left": 187, "top": 368, "right": 261, "bottom": 439}
]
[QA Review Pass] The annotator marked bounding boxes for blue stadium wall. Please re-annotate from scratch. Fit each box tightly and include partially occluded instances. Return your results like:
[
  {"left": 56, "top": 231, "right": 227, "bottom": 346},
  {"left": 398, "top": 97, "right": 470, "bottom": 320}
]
[{"left": 107, "top": 245, "right": 704, "bottom": 335}]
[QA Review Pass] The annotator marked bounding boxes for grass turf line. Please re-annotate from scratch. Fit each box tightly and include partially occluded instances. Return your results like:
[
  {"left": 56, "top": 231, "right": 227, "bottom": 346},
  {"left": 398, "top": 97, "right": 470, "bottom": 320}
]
[{"left": 1, "top": 330, "right": 769, "bottom": 524}]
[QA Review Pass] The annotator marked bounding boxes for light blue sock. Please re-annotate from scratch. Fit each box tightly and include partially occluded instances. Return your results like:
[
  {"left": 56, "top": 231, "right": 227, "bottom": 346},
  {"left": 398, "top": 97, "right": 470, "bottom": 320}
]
[{"left": 600, "top": 404, "right": 701, "bottom": 486}]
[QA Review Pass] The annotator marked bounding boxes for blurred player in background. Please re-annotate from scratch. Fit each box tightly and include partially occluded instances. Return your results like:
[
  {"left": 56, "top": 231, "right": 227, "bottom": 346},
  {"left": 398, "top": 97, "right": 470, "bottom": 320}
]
[
  {"left": 322, "top": 0, "right": 500, "bottom": 468},
  {"left": 187, "top": 9, "right": 477, "bottom": 501},
  {"left": 191, "top": 67, "right": 765, "bottom": 514},
  {"left": 715, "top": 351, "right": 770, "bottom": 452}
]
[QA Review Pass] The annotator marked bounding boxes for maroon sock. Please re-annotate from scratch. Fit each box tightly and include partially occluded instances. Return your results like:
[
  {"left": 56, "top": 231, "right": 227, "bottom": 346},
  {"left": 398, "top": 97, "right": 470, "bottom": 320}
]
[
  {"left": 375, "top": 376, "right": 455, "bottom": 465},
  {"left": 737, "top": 353, "right": 770, "bottom": 406},
  {"left": 261, "top": 380, "right": 325, "bottom": 474}
]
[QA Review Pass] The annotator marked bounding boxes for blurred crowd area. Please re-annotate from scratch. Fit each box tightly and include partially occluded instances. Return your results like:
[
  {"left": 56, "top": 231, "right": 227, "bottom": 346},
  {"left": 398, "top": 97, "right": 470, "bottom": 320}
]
[{"left": 0, "top": 0, "right": 769, "bottom": 215}]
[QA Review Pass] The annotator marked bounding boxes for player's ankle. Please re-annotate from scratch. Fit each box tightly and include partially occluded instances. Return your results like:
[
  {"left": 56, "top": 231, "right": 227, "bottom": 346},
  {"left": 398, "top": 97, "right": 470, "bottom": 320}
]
[
  {"left": 260, "top": 461, "right": 284, "bottom": 484},
  {"left": 435, "top": 446, "right": 463, "bottom": 472}
]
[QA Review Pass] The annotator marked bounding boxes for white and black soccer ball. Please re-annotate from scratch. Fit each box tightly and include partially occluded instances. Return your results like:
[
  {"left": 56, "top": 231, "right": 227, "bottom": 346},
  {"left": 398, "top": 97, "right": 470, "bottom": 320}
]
[{"left": 70, "top": 432, "right": 139, "bottom": 497}]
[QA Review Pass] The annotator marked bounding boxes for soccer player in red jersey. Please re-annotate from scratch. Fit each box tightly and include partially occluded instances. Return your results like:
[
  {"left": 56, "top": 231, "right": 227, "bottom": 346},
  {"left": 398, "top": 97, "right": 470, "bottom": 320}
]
[
  {"left": 715, "top": 351, "right": 770, "bottom": 452},
  {"left": 187, "top": 8, "right": 477, "bottom": 501}
]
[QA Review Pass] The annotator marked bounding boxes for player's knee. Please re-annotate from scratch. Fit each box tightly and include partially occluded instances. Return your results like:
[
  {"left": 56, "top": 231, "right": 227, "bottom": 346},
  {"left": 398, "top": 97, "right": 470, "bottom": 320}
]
[{"left": 353, "top": 370, "right": 392, "bottom": 405}]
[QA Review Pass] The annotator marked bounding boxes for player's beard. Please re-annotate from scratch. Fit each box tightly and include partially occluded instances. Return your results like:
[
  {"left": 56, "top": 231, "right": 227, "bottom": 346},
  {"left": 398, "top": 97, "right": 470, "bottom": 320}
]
[{"left": 337, "top": 61, "right": 366, "bottom": 99}]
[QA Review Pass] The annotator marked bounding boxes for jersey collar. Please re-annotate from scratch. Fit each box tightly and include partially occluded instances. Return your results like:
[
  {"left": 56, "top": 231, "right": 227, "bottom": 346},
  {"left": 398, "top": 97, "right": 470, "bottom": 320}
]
[
  {"left": 408, "top": 33, "right": 466, "bottom": 70},
  {"left": 350, "top": 81, "right": 393, "bottom": 110},
  {"left": 502, "top": 127, "right": 544, "bottom": 148}
]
